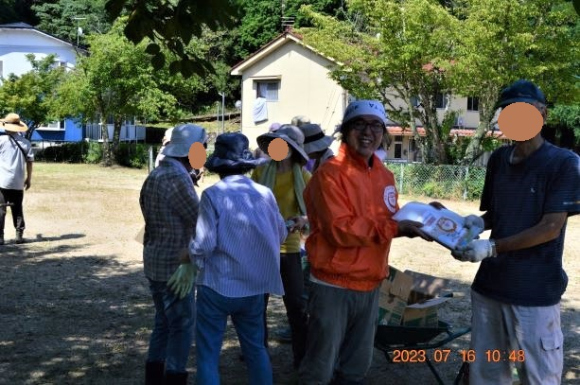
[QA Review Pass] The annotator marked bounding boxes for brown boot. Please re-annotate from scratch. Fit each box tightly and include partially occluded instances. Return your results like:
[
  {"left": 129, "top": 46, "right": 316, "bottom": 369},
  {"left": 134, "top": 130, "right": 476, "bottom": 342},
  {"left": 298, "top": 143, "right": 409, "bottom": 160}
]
[{"left": 15, "top": 231, "right": 24, "bottom": 244}]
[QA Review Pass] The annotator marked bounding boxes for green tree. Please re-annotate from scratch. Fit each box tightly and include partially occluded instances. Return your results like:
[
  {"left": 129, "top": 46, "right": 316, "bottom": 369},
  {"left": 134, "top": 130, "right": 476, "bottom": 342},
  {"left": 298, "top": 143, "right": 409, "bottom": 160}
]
[
  {"left": 54, "top": 20, "right": 179, "bottom": 166},
  {"left": 104, "top": 0, "right": 239, "bottom": 78},
  {"left": 452, "top": 0, "right": 579, "bottom": 164},
  {"left": 0, "top": 54, "right": 66, "bottom": 140},
  {"left": 32, "top": 0, "right": 111, "bottom": 45},
  {"left": 0, "top": 0, "right": 38, "bottom": 25},
  {"left": 299, "top": 0, "right": 460, "bottom": 164}
]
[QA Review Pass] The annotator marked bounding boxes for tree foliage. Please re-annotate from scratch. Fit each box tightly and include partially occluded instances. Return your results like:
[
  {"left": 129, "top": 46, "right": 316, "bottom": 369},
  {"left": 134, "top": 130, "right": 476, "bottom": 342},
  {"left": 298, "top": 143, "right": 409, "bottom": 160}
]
[
  {"left": 32, "top": 0, "right": 111, "bottom": 45},
  {"left": 0, "top": 54, "right": 66, "bottom": 140},
  {"left": 54, "top": 20, "right": 179, "bottom": 166},
  {"left": 299, "top": 0, "right": 460, "bottom": 164},
  {"left": 0, "top": 0, "right": 38, "bottom": 25},
  {"left": 299, "top": 0, "right": 579, "bottom": 164},
  {"left": 450, "top": 0, "right": 579, "bottom": 163},
  {"left": 104, "top": 0, "right": 239, "bottom": 78}
]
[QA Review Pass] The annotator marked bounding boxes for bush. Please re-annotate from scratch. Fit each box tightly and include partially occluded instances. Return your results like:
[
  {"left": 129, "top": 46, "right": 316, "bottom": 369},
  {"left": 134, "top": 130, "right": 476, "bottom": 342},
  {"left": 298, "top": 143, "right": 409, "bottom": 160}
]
[
  {"left": 35, "top": 142, "right": 86, "bottom": 163},
  {"left": 83, "top": 141, "right": 103, "bottom": 164},
  {"left": 116, "top": 143, "right": 149, "bottom": 169}
]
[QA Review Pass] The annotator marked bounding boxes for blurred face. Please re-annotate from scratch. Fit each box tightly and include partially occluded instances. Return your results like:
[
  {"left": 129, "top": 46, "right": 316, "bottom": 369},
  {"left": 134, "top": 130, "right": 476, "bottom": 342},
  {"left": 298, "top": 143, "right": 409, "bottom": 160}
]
[{"left": 345, "top": 117, "right": 384, "bottom": 160}]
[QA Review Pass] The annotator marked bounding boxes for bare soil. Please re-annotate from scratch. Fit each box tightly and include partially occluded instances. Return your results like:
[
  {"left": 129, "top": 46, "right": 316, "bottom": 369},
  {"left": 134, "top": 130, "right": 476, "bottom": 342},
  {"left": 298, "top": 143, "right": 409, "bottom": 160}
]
[{"left": 0, "top": 164, "right": 578, "bottom": 384}]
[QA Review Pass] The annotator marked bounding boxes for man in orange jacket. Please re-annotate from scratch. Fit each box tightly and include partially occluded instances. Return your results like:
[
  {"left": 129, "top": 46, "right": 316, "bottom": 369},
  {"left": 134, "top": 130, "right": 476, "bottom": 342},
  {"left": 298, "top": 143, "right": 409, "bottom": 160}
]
[{"left": 299, "top": 100, "right": 427, "bottom": 384}]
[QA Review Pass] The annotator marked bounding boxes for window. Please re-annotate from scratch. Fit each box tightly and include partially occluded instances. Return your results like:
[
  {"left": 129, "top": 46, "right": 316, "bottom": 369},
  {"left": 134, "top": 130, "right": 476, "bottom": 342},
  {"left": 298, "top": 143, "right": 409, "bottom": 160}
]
[
  {"left": 38, "top": 119, "right": 65, "bottom": 131},
  {"left": 435, "top": 93, "right": 449, "bottom": 109},
  {"left": 394, "top": 136, "right": 403, "bottom": 159},
  {"left": 467, "top": 96, "right": 479, "bottom": 111},
  {"left": 256, "top": 80, "right": 280, "bottom": 102},
  {"left": 410, "top": 96, "right": 421, "bottom": 108}
]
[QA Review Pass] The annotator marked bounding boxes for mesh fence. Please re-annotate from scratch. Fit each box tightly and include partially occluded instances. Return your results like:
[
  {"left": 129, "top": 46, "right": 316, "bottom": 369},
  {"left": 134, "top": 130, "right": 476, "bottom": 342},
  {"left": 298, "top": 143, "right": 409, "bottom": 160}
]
[{"left": 385, "top": 162, "right": 487, "bottom": 201}]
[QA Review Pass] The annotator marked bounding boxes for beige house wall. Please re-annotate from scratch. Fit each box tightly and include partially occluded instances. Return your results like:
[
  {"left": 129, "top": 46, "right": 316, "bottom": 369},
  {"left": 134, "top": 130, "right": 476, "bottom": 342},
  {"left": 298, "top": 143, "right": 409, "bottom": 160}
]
[
  {"left": 236, "top": 40, "right": 347, "bottom": 151},
  {"left": 386, "top": 91, "right": 481, "bottom": 129}
]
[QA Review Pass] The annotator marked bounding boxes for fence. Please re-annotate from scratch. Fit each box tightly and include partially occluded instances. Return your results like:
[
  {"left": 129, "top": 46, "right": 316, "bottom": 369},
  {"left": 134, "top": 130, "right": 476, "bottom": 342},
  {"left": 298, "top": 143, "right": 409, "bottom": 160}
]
[{"left": 385, "top": 161, "right": 487, "bottom": 201}]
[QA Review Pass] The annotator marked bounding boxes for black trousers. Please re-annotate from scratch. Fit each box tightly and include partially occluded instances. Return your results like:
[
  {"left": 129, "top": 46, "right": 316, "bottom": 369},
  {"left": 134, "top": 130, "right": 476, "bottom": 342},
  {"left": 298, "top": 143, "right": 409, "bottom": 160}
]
[
  {"left": 0, "top": 188, "right": 25, "bottom": 234},
  {"left": 264, "top": 252, "right": 308, "bottom": 369}
]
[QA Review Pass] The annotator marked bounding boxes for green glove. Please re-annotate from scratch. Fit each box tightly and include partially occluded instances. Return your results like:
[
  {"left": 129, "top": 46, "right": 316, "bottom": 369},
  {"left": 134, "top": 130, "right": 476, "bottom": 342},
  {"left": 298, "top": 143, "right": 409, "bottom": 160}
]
[{"left": 167, "top": 263, "right": 196, "bottom": 299}]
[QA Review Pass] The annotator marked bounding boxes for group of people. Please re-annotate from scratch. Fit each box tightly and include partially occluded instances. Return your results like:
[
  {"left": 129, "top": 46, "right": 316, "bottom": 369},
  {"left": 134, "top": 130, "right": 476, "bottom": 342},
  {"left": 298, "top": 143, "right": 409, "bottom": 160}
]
[{"left": 139, "top": 79, "right": 579, "bottom": 385}]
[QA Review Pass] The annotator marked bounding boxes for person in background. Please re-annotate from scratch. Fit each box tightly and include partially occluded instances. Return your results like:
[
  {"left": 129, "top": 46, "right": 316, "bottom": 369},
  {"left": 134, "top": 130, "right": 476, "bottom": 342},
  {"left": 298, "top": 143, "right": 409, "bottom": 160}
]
[
  {"left": 0, "top": 113, "right": 34, "bottom": 245},
  {"left": 252, "top": 124, "right": 311, "bottom": 370},
  {"left": 374, "top": 132, "right": 392, "bottom": 163},
  {"left": 453, "top": 79, "right": 580, "bottom": 385},
  {"left": 299, "top": 100, "right": 428, "bottom": 384},
  {"left": 188, "top": 132, "right": 286, "bottom": 385},
  {"left": 155, "top": 127, "right": 173, "bottom": 168},
  {"left": 140, "top": 123, "right": 206, "bottom": 385},
  {"left": 299, "top": 123, "right": 334, "bottom": 173}
]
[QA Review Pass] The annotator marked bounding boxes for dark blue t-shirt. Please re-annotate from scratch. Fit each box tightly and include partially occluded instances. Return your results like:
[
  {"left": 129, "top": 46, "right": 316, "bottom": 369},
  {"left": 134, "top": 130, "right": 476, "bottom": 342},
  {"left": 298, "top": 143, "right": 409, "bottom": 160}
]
[{"left": 472, "top": 141, "right": 580, "bottom": 306}]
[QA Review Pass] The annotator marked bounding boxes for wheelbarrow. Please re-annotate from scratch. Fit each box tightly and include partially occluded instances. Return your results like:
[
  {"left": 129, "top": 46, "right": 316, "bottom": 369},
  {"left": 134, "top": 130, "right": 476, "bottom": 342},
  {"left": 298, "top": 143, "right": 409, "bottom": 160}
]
[{"left": 374, "top": 320, "right": 471, "bottom": 384}]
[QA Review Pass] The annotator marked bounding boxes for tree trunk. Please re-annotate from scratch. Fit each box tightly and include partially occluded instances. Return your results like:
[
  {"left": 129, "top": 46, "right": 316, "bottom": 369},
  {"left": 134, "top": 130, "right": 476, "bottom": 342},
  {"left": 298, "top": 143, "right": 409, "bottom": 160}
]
[
  {"left": 112, "top": 117, "right": 123, "bottom": 164},
  {"left": 100, "top": 117, "right": 112, "bottom": 167},
  {"left": 461, "top": 97, "right": 497, "bottom": 165}
]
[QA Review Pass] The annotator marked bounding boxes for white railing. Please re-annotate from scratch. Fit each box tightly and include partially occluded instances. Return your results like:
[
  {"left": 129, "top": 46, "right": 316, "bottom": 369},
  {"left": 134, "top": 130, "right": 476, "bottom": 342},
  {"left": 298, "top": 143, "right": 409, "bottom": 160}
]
[{"left": 85, "top": 123, "right": 146, "bottom": 142}]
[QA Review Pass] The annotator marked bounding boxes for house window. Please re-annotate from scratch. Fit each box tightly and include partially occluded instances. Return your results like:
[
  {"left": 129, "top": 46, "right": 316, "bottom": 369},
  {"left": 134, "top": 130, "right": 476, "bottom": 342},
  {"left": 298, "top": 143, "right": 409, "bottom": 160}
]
[
  {"left": 256, "top": 80, "right": 280, "bottom": 102},
  {"left": 467, "top": 96, "right": 479, "bottom": 111},
  {"left": 435, "top": 93, "right": 449, "bottom": 109},
  {"left": 394, "top": 135, "right": 403, "bottom": 159},
  {"left": 38, "top": 119, "right": 65, "bottom": 131}
]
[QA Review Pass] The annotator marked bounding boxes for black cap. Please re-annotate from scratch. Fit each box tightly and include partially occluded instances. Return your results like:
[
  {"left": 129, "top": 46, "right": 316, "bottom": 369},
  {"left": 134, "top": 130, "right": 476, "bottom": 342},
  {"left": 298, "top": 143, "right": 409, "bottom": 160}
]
[{"left": 496, "top": 79, "right": 547, "bottom": 109}]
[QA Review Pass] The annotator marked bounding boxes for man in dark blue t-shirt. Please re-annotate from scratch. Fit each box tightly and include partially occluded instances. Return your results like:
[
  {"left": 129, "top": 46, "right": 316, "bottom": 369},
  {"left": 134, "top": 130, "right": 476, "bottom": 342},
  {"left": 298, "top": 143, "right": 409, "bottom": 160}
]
[{"left": 453, "top": 80, "right": 580, "bottom": 385}]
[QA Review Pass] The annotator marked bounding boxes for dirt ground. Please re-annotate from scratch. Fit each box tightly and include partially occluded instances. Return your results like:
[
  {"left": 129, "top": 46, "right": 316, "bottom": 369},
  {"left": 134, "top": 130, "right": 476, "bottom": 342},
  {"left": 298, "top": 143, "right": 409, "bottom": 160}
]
[{"left": 0, "top": 163, "right": 578, "bottom": 385}]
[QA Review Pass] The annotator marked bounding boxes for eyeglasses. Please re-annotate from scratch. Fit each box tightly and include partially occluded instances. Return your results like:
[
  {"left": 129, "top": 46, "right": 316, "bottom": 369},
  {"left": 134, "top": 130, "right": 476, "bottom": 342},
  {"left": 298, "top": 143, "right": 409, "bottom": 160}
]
[{"left": 351, "top": 120, "right": 384, "bottom": 134}]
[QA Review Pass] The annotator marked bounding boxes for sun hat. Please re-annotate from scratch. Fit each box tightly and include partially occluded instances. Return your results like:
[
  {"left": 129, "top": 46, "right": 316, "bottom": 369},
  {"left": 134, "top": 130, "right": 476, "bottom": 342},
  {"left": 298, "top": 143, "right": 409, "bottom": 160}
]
[
  {"left": 1, "top": 113, "right": 29, "bottom": 132},
  {"left": 257, "top": 124, "right": 309, "bottom": 163},
  {"left": 496, "top": 79, "right": 547, "bottom": 109},
  {"left": 342, "top": 100, "right": 388, "bottom": 126},
  {"left": 205, "top": 132, "right": 268, "bottom": 173},
  {"left": 161, "top": 123, "right": 207, "bottom": 158},
  {"left": 268, "top": 122, "right": 281, "bottom": 132},
  {"left": 291, "top": 115, "right": 311, "bottom": 127},
  {"left": 299, "top": 123, "right": 334, "bottom": 155}
]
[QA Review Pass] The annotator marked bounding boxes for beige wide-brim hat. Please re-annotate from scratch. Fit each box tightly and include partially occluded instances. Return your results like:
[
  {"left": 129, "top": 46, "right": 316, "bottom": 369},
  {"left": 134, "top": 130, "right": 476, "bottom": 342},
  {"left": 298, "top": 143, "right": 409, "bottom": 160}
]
[
  {"left": 257, "top": 124, "right": 309, "bottom": 163},
  {"left": 1, "top": 113, "right": 29, "bottom": 132}
]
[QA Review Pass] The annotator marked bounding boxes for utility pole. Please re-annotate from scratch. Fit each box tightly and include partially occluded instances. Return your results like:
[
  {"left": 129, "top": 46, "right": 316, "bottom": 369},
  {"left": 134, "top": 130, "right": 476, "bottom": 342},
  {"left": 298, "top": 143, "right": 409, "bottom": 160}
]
[
  {"left": 219, "top": 92, "right": 225, "bottom": 134},
  {"left": 72, "top": 17, "right": 86, "bottom": 46}
]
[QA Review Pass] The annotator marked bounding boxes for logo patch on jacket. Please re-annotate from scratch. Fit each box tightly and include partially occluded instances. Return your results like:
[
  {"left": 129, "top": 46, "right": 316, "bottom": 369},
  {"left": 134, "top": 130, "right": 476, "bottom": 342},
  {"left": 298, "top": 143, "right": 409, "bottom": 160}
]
[{"left": 384, "top": 185, "right": 397, "bottom": 213}]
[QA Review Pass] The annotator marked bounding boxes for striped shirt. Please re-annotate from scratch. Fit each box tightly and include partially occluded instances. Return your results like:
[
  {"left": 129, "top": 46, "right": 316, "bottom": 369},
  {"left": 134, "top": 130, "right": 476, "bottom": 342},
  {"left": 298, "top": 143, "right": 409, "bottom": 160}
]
[
  {"left": 190, "top": 174, "right": 287, "bottom": 297},
  {"left": 140, "top": 157, "right": 199, "bottom": 281}
]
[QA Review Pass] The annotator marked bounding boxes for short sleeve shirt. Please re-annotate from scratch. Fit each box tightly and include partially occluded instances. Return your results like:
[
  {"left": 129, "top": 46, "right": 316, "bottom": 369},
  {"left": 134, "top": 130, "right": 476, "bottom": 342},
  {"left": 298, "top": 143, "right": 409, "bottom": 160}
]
[
  {"left": 473, "top": 141, "right": 580, "bottom": 306},
  {"left": 0, "top": 133, "right": 34, "bottom": 190}
]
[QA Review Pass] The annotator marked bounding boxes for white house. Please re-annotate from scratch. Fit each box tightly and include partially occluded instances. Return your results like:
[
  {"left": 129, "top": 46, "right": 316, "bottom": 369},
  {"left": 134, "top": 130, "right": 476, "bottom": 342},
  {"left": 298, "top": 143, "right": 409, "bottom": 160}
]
[
  {"left": 0, "top": 22, "right": 145, "bottom": 143},
  {"left": 231, "top": 30, "right": 506, "bottom": 164}
]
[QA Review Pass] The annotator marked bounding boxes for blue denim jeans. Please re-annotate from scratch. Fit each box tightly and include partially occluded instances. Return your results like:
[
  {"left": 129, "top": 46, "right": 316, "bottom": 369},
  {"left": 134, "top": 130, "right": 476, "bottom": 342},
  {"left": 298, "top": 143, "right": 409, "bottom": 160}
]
[
  {"left": 196, "top": 285, "right": 272, "bottom": 385},
  {"left": 146, "top": 279, "right": 195, "bottom": 374}
]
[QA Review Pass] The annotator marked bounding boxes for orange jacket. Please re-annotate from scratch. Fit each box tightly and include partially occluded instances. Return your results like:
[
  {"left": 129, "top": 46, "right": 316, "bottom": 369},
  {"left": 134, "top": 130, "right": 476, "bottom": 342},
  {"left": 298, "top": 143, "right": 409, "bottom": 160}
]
[{"left": 304, "top": 143, "right": 399, "bottom": 291}]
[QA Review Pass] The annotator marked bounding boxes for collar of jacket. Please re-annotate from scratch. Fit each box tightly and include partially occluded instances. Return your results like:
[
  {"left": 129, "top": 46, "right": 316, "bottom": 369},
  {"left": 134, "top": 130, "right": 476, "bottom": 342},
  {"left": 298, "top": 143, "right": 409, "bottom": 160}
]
[{"left": 337, "top": 142, "right": 380, "bottom": 171}]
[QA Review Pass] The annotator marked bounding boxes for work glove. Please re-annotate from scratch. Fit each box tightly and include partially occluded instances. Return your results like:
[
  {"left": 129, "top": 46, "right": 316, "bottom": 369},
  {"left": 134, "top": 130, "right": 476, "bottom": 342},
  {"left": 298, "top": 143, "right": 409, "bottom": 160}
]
[
  {"left": 452, "top": 239, "right": 496, "bottom": 263},
  {"left": 463, "top": 215, "right": 484, "bottom": 233},
  {"left": 167, "top": 263, "right": 196, "bottom": 299}
]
